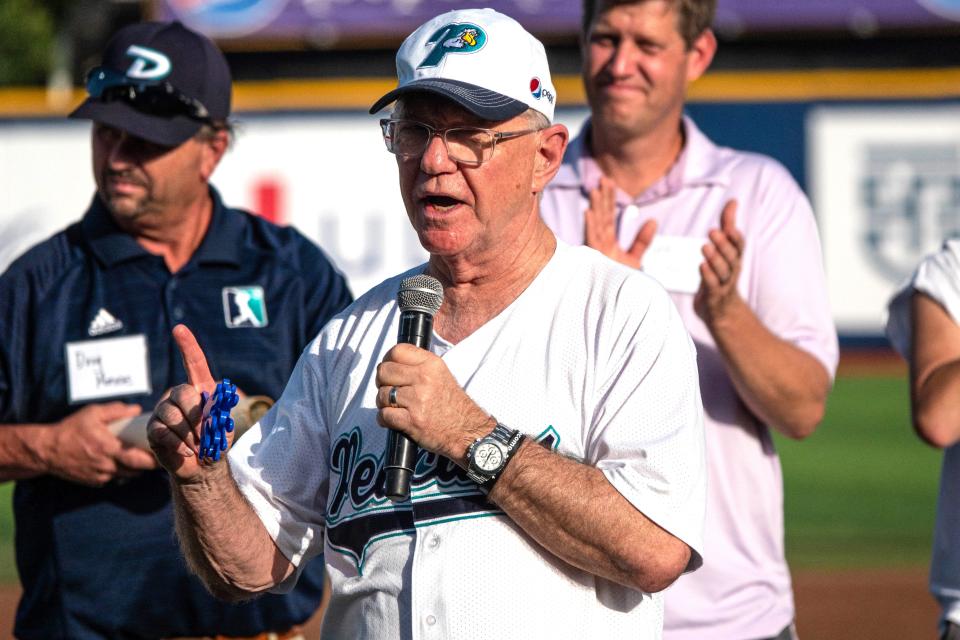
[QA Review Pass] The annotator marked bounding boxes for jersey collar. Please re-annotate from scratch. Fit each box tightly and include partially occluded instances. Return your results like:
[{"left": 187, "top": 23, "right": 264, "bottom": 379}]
[
  {"left": 551, "top": 115, "right": 731, "bottom": 202},
  {"left": 82, "top": 186, "right": 245, "bottom": 270}
]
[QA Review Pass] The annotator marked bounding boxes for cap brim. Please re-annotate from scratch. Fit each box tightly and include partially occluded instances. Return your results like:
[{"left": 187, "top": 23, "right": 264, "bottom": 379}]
[
  {"left": 369, "top": 78, "right": 528, "bottom": 122},
  {"left": 69, "top": 98, "right": 202, "bottom": 147}
]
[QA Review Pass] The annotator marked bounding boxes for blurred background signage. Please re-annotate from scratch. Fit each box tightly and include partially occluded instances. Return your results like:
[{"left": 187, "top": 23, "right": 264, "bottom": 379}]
[
  {"left": 151, "top": 0, "right": 960, "bottom": 44},
  {"left": 809, "top": 105, "right": 960, "bottom": 335}
]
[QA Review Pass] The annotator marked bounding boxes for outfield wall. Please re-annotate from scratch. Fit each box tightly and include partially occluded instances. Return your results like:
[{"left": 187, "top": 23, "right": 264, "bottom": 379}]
[{"left": 2, "top": 68, "right": 958, "bottom": 337}]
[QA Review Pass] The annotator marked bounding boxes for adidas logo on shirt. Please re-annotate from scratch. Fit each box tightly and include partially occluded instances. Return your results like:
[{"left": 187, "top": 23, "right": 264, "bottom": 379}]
[{"left": 88, "top": 308, "right": 124, "bottom": 336}]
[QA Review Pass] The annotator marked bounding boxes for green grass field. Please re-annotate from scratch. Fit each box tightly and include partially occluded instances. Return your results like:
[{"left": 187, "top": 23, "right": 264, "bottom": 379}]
[
  {"left": 0, "top": 374, "right": 941, "bottom": 584},
  {"left": 777, "top": 374, "right": 941, "bottom": 569},
  {"left": 0, "top": 482, "right": 14, "bottom": 583}
]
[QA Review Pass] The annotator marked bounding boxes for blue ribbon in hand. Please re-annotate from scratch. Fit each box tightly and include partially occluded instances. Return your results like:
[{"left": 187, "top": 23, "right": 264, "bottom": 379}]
[{"left": 198, "top": 378, "right": 239, "bottom": 463}]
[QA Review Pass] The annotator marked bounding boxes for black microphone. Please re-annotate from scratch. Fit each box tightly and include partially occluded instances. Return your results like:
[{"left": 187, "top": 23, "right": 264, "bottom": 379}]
[{"left": 385, "top": 274, "right": 444, "bottom": 502}]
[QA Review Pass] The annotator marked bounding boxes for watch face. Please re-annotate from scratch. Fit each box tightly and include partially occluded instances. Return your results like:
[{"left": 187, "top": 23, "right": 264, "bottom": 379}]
[{"left": 473, "top": 442, "right": 504, "bottom": 472}]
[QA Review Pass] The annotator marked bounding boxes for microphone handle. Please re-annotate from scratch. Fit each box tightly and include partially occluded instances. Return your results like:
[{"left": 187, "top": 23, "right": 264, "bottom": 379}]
[{"left": 385, "top": 311, "right": 434, "bottom": 502}]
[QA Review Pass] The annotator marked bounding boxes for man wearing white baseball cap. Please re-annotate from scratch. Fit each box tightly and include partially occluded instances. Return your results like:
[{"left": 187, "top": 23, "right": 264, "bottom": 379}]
[{"left": 149, "top": 8, "right": 706, "bottom": 639}]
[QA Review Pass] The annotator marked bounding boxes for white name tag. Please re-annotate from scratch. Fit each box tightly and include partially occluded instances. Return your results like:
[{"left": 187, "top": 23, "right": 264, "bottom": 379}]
[
  {"left": 65, "top": 334, "right": 151, "bottom": 403},
  {"left": 642, "top": 235, "right": 704, "bottom": 295}
]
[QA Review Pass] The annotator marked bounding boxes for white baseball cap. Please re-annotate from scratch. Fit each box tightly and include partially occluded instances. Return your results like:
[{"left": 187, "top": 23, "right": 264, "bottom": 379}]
[{"left": 369, "top": 8, "right": 556, "bottom": 123}]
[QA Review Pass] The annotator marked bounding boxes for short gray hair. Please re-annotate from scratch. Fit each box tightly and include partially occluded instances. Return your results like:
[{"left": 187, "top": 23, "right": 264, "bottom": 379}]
[{"left": 525, "top": 109, "right": 550, "bottom": 130}]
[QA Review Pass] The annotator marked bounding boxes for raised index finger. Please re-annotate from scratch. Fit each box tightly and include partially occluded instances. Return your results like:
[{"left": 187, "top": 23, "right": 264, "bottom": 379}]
[{"left": 172, "top": 324, "right": 215, "bottom": 392}]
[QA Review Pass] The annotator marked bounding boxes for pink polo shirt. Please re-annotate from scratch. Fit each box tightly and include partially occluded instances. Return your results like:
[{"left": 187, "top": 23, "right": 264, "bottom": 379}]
[{"left": 541, "top": 117, "right": 838, "bottom": 640}]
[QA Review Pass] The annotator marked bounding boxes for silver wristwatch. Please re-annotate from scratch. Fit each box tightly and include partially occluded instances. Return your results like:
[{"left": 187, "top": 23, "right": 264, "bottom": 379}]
[{"left": 466, "top": 422, "right": 525, "bottom": 489}]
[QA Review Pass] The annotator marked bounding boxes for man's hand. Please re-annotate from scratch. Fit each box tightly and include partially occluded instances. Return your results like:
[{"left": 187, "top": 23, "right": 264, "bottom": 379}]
[
  {"left": 147, "top": 324, "right": 222, "bottom": 482},
  {"left": 375, "top": 343, "right": 491, "bottom": 464},
  {"left": 694, "top": 200, "right": 744, "bottom": 325},
  {"left": 584, "top": 176, "right": 657, "bottom": 269},
  {"left": 42, "top": 402, "right": 157, "bottom": 486}
]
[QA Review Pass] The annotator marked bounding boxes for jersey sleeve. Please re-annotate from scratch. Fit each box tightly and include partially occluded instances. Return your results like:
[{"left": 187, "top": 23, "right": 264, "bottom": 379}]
[
  {"left": 588, "top": 277, "right": 707, "bottom": 572},
  {"left": 229, "top": 336, "right": 333, "bottom": 592},
  {"left": 886, "top": 240, "right": 960, "bottom": 358}
]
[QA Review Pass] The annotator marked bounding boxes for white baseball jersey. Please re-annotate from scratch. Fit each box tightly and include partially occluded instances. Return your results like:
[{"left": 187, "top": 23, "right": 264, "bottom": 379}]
[
  {"left": 887, "top": 239, "right": 960, "bottom": 628},
  {"left": 230, "top": 241, "right": 706, "bottom": 640}
]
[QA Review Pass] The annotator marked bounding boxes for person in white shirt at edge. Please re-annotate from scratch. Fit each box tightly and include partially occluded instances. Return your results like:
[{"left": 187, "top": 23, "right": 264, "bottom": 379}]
[
  {"left": 147, "top": 8, "right": 707, "bottom": 640},
  {"left": 887, "top": 240, "right": 960, "bottom": 640},
  {"left": 538, "top": 1, "right": 840, "bottom": 639}
]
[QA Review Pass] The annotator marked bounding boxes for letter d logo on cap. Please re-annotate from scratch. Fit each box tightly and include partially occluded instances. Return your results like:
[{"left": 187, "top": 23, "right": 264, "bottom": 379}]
[{"left": 125, "top": 45, "right": 172, "bottom": 80}]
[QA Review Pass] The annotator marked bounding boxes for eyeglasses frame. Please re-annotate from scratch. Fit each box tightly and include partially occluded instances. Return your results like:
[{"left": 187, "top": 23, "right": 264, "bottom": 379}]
[{"left": 379, "top": 118, "right": 544, "bottom": 167}]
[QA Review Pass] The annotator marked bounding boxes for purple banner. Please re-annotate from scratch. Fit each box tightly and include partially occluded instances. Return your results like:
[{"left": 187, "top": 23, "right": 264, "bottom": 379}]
[{"left": 151, "top": 0, "right": 960, "bottom": 43}]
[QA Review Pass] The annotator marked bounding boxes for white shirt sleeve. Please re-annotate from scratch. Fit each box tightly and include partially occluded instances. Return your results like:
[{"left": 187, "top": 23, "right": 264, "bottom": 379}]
[
  {"left": 229, "top": 340, "right": 332, "bottom": 592},
  {"left": 588, "top": 276, "right": 707, "bottom": 572},
  {"left": 886, "top": 239, "right": 960, "bottom": 358}
]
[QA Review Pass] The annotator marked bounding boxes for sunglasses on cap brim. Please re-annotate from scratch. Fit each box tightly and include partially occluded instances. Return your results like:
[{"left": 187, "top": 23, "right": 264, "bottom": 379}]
[{"left": 84, "top": 66, "right": 213, "bottom": 123}]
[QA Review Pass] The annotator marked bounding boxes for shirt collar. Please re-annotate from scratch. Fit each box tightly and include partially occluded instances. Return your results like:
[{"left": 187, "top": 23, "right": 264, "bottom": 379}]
[
  {"left": 552, "top": 115, "right": 731, "bottom": 203},
  {"left": 82, "top": 186, "right": 244, "bottom": 270}
]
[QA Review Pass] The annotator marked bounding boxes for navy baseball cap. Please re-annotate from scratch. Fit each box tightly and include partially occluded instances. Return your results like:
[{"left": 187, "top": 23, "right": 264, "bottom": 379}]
[{"left": 70, "top": 21, "right": 232, "bottom": 147}]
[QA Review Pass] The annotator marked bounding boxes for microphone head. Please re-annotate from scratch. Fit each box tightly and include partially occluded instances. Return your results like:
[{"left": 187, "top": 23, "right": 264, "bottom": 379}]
[{"left": 398, "top": 274, "right": 443, "bottom": 316}]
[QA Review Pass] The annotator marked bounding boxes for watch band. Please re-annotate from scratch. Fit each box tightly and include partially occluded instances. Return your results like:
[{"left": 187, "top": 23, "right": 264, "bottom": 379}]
[{"left": 466, "top": 421, "right": 526, "bottom": 490}]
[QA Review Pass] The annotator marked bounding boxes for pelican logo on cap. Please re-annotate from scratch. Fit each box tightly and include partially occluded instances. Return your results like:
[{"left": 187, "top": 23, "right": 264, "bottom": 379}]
[
  {"left": 418, "top": 23, "right": 487, "bottom": 69},
  {"left": 124, "top": 45, "right": 171, "bottom": 80}
]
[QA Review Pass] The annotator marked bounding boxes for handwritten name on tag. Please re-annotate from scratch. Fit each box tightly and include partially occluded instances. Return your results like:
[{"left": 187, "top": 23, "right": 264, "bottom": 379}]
[
  {"left": 642, "top": 235, "right": 705, "bottom": 295},
  {"left": 65, "top": 335, "right": 151, "bottom": 403}
]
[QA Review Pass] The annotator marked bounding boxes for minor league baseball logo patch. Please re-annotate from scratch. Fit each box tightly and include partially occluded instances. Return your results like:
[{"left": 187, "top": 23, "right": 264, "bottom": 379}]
[
  {"left": 222, "top": 286, "right": 269, "bottom": 329},
  {"left": 418, "top": 23, "right": 487, "bottom": 68}
]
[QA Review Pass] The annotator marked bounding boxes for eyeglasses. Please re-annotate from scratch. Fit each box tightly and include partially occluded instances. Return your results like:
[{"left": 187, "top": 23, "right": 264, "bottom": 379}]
[
  {"left": 84, "top": 66, "right": 212, "bottom": 123},
  {"left": 379, "top": 119, "right": 542, "bottom": 167}
]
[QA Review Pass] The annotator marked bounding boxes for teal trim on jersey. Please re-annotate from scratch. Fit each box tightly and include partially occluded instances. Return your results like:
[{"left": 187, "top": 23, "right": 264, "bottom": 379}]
[
  {"left": 327, "top": 527, "right": 415, "bottom": 576},
  {"left": 412, "top": 511, "right": 502, "bottom": 530},
  {"left": 536, "top": 425, "right": 561, "bottom": 450},
  {"left": 326, "top": 511, "right": 504, "bottom": 573},
  {"left": 409, "top": 484, "right": 480, "bottom": 499},
  {"left": 323, "top": 486, "right": 483, "bottom": 527},
  {"left": 327, "top": 424, "right": 558, "bottom": 525},
  {"left": 324, "top": 501, "right": 409, "bottom": 527},
  {"left": 325, "top": 424, "right": 558, "bottom": 571}
]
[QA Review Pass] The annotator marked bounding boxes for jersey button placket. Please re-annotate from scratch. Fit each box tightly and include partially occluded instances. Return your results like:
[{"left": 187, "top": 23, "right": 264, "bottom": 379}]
[
  {"left": 413, "top": 527, "right": 444, "bottom": 640},
  {"left": 164, "top": 278, "right": 184, "bottom": 324}
]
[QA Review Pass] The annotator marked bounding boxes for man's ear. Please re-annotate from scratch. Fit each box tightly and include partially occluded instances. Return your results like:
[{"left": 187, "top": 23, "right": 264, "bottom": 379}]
[
  {"left": 532, "top": 123, "right": 569, "bottom": 193},
  {"left": 685, "top": 28, "right": 717, "bottom": 84},
  {"left": 199, "top": 128, "right": 229, "bottom": 181}
]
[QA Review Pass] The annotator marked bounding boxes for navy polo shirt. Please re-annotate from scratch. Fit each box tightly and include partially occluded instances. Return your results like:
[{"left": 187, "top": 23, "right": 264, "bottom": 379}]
[{"left": 0, "top": 188, "right": 352, "bottom": 639}]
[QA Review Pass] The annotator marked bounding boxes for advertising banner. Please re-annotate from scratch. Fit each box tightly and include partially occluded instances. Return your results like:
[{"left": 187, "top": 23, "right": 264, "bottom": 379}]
[
  {"left": 6, "top": 105, "right": 959, "bottom": 337},
  {"left": 808, "top": 105, "right": 960, "bottom": 334},
  {"left": 151, "top": 0, "right": 960, "bottom": 42},
  {"left": 0, "top": 109, "right": 590, "bottom": 297}
]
